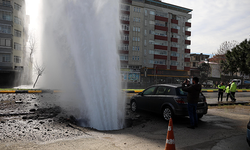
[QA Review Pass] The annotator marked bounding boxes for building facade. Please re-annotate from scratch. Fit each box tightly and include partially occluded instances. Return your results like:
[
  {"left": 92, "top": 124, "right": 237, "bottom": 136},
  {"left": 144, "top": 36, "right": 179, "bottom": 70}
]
[
  {"left": 120, "top": 0, "right": 192, "bottom": 85},
  {"left": 190, "top": 53, "right": 210, "bottom": 77},
  {"left": 0, "top": 0, "right": 29, "bottom": 87}
]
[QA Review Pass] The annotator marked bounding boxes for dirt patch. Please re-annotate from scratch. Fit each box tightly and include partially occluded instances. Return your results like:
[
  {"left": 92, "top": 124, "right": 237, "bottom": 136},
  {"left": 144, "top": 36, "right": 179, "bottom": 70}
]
[{"left": 209, "top": 105, "right": 250, "bottom": 115}]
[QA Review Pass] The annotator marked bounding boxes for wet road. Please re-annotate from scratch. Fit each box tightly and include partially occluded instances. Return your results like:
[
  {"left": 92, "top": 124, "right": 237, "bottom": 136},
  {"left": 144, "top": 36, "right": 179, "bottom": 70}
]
[{"left": 0, "top": 93, "right": 249, "bottom": 149}]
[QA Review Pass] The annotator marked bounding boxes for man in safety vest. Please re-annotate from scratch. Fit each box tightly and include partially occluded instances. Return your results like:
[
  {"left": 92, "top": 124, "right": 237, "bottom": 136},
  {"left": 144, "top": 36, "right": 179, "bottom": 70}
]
[
  {"left": 225, "top": 83, "right": 231, "bottom": 101},
  {"left": 230, "top": 80, "right": 237, "bottom": 102},
  {"left": 218, "top": 82, "right": 226, "bottom": 102}
]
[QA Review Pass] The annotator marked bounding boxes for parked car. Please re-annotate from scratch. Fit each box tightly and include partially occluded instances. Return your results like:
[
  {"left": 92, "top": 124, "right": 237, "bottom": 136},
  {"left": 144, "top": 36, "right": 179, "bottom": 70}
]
[
  {"left": 130, "top": 84, "right": 208, "bottom": 121},
  {"left": 247, "top": 120, "right": 250, "bottom": 146}
]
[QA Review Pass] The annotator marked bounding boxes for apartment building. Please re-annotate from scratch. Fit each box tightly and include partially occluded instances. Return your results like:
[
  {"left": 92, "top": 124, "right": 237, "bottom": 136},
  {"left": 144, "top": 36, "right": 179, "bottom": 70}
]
[
  {"left": 190, "top": 53, "right": 210, "bottom": 77},
  {"left": 120, "top": 0, "right": 192, "bottom": 84},
  {"left": 0, "top": 0, "right": 29, "bottom": 87}
]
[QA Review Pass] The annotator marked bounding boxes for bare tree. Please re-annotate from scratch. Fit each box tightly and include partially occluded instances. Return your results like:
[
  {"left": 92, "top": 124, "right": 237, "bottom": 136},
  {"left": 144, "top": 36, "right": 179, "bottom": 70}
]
[
  {"left": 33, "top": 62, "right": 45, "bottom": 88},
  {"left": 213, "top": 40, "right": 239, "bottom": 56},
  {"left": 28, "top": 31, "right": 37, "bottom": 63}
]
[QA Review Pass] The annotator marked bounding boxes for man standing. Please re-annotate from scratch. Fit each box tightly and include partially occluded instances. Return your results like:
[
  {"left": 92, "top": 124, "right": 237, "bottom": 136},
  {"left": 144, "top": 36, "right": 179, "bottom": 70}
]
[
  {"left": 218, "top": 82, "right": 226, "bottom": 102},
  {"left": 182, "top": 77, "right": 201, "bottom": 129},
  {"left": 230, "top": 80, "right": 237, "bottom": 102}
]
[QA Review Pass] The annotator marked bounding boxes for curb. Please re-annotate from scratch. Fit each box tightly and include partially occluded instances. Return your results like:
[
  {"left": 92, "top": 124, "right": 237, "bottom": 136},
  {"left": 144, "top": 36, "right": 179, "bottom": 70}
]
[
  {"left": 208, "top": 101, "right": 249, "bottom": 106},
  {"left": 0, "top": 90, "right": 57, "bottom": 94},
  {"left": 125, "top": 90, "right": 250, "bottom": 93}
]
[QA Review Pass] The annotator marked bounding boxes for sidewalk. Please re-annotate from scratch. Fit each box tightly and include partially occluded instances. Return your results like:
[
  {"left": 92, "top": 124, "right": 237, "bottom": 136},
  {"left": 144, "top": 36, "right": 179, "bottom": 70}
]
[{"left": 206, "top": 97, "right": 250, "bottom": 106}]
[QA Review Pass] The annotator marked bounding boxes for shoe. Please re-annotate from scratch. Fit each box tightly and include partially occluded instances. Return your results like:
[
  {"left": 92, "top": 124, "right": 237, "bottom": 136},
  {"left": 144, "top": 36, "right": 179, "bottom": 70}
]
[{"left": 187, "top": 125, "right": 195, "bottom": 129}]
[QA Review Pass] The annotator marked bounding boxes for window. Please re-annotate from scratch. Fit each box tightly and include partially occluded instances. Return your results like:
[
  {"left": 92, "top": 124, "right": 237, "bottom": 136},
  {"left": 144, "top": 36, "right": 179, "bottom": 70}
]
[
  {"left": 156, "top": 87, "right": 167, "bottom": 95},
  {"left": 120, "top": 54, "right": 128, "bottom": 61},
  {"left": 145, "top": 10, "right": 147, "bottom": 16},
  {"left": 0, "top": 53, "right": 10, "bottom": 62},
  {"left": 143, "top": 87, "right": 156, "bottom": 95},
  {"left": 171, "top": 61, "right": 179, "bottom": 66},
  {"left": 14, "top": 42, "right": 22, "bottom": 50},
  {"left": 121, "top": 4, "right": 130, "bottom": 11},
  {"left": 14, "top": 29, "right": 22, "bottom": 37},
  {"left": 171, "top": 24, "right": 180, "bottom": 29},
  {"left": 0, "top": 38, "right": 11, "bottom": 47},
  {"left": 0, "top": 11, "right": 12, "bottom": 21},
  {"left": 155, "top": 12, "right": 168, "bottom": 18},
  {"left": 122, "top": 24, "right": 129, "bottom": 31},
  {"left": 14, "top": 16, "right": 22, "bottom": 25},
  {"left": 149, "top": 11, "right": 155, "bottom": 15},
  {"left": 171, "top": 52, "right": 179, "bottom": 57},
  {"left": 133, "top": 37, "right": 140, "bottom": 41},
  {"left": 0, "top": 24, "right": 11, "bottom": 34},
  {"left": 171, "top": 42, "right": 179, "bottom": 48},
  {"left": 150, "top": 59, "right": 166, "bottom": 65},
  {"left": 133, "top": 17, "right": 140, "bottom": 22},
  {"left": 14, "top": 3, "right": 22, "bottom": 11},
  {"left": 133, "top": 27, "right": 140, "bottom": 32},
  {"left": 121, "top": 34, "right": 129, "bottom": 41},
  {"left": 155, "top": 20, "right": 165, "bottom": 27},
  {"left": 120, "top": 15, "right": 129, "bottom": 21},
  {"left": 14, "top": 56, "right": 21, "bottom": 63}
]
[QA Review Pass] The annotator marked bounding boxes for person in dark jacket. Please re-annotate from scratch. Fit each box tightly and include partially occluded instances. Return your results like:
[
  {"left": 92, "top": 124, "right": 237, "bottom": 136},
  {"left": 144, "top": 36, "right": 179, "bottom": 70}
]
[
  {"left": 182, "top": 77, "right": 201, "bottom": 129},
  {"left": 218, "top": 82, "right": 226, "bottom": 102}
]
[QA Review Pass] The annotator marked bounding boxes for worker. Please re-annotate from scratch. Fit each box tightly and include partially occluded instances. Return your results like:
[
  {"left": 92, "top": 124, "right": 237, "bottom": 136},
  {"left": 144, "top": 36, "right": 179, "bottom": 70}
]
[
  {"left": 225, "top": 83, "right": 231, "bottom": 101},
  {"left": 230, "top": 80, "right": 237, "bottom": 102},
  {"left": 218, "top": 82, "right": 226, "bottom": 102}
]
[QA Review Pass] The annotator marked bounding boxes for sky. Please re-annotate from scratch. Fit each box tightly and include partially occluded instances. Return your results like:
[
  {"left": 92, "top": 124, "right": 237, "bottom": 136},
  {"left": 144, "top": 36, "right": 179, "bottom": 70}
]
[{"left": 25, "top": 0, "right": 250, "bottom": 55}]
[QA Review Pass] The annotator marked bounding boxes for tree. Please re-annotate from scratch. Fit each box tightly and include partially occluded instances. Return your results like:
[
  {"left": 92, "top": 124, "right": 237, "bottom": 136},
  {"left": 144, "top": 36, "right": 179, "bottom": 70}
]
[
  {"left": 213, "top": 40, "right": 238, "bottom": 56},
  {"left": 221, "top": 39, "right": 250, "bottom": 78},
  {"left": 33, "top": 62, "right": 45, "bottom": 88},
  {"left": 27, "top": 31, "right": 37, "bottom": 63},
  {"left": 198, "top": 62, "right": 211, "bottom": 84}
]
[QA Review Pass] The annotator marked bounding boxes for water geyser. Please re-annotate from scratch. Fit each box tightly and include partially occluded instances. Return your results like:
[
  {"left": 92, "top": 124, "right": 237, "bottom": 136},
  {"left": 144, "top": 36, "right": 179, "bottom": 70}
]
[{"left": 37, "top": 0, "right": 125, "bottom": 130}]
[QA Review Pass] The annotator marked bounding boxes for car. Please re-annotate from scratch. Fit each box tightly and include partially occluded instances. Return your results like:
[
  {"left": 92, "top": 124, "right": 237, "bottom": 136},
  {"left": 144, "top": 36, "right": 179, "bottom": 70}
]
[
  {"left": 130, "top": 84, "right": 208, "bottom": 121},
  {"left": 247, "top": 120, "right": 250, "bottom": 146}
]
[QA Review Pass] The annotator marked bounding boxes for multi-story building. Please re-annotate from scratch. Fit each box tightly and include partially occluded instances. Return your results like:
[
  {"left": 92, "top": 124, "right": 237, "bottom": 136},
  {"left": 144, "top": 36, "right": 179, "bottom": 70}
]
[
  {"left": 0, "top": 0, "right": 29, "bottom": 87},
  {"left": 190, "top": 53, "right": 210, "bottom": 77},
  {"left": 120, "top": 0, "right": 192, "bottom": 85}
]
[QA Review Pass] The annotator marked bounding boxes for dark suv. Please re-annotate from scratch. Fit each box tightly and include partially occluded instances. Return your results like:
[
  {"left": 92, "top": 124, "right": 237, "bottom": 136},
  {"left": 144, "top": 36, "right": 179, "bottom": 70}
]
[{"left": 130, "top": 84, "right": 208, "bottom": 121}]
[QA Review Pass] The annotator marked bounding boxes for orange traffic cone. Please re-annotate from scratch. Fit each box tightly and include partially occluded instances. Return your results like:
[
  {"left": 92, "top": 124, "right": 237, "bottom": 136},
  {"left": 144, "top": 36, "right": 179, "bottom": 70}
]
[{"left": 164, "top": 118, "right": 175, "bottom": 150}]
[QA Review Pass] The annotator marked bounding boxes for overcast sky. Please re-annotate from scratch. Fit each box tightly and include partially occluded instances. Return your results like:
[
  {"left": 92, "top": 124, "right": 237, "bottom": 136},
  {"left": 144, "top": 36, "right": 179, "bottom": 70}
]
[
  {"left": 26, "top": 0, "right": 250, "bottom": 55},
  {"left": 163, "top": 0, "right": 250, "bottom": 55}
]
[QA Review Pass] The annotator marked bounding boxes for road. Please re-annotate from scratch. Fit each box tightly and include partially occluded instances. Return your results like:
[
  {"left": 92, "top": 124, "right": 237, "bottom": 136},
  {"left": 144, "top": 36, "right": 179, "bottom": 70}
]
[{"left": 0, "top": 92, "right": 250, "bottom": 150}]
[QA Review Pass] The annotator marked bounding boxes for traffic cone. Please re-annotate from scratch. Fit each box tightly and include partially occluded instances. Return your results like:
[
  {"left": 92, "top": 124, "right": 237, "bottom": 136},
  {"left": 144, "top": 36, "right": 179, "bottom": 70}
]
[{"left": 164, "top": 118, "right": 175, "bottom": 150}]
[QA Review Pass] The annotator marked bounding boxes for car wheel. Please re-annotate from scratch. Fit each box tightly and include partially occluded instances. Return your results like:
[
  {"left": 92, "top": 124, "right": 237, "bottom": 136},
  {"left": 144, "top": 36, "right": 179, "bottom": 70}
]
[
  {"left": 198, "top": 114, "right": 203, "bottom": 119},
  {"left": 131, "top": 100, "right": 137, "bottom": 112},
  {"left": 162, "top": 106, "right": 173, "bottom": 121}
]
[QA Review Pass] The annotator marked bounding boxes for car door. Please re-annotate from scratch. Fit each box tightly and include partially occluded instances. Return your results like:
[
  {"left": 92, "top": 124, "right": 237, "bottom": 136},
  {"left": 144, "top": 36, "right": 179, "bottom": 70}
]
[
  {"left": 136, "top": 86, "right": 157, "bottom": 110},
  {"left": 148, "top": 86, "right": 168, "bottom": 112}
]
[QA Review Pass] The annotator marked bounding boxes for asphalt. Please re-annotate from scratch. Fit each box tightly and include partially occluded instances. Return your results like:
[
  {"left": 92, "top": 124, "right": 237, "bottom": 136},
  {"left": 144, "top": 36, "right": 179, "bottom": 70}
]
[{"left": 205, "top": 96, "right": 250, "bottom": 106}]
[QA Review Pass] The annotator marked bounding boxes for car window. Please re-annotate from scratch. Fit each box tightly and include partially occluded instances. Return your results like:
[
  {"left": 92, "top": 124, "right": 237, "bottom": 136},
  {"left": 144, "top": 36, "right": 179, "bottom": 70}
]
[
  {"left": 176, "top": 87, "right": 187, "bottom": 96},
  {"left": 155, "top": 87, "right": 167, "bottom": 95},
  {"left": 165, "top": 87, "right": 176, "bottom": 95},
  {"left": 143, "top": 87, "right": 156, "bottom": 95}
]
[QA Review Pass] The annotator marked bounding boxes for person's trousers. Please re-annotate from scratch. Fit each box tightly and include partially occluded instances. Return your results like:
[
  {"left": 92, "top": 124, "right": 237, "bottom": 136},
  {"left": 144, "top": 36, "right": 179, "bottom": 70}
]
[
  {"left": 218, "top": 92, "right": 223, "bottom": 101},
  {"left": 226, "top": 93, "right": 230, "bottom": 101},
  {"left": 187, "top": 103, "right": 198, "bottom": 126},
  {"left": 231, "top": 92, "right": 236, "bottom": 101}
]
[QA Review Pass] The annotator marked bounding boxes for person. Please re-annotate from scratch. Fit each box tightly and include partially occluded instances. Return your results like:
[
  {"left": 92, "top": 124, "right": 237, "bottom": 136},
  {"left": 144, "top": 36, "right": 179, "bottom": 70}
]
[
  {"left": 218, "top": 82, "right": 226, "bottom": 102},
  {"left": 225, "top": 83, "right": 231, "bottom": 101},
  {"left": 182, "top": 77, "right": 201, "bottom": 129},
  {"left": 230, "top": 80, "right": 237, "bottom": 102}
]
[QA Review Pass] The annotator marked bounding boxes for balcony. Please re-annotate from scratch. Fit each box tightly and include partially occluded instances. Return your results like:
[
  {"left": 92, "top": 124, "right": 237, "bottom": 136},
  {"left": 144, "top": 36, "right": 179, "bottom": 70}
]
[
  {"left": 119, "top": 50, "right": 129, "bottom": 54},
  {"left": 0, "top": 2, "right": 13, "bottom": 11},
  {"left": 155, "top": 15, "right": 168, "bottom": 22},
  {"left": 154, "top": 45, "right": 168, "bottom": 50},
  {"left": 155, "top": 25, "right": 168, "bottom": 31},
  {"left": 122, "top": 30, "right": 129, "bottom": 34},
  {"left": 154, "top": 54, "right": 167, "bottom": 60},
  {"left": 122, "top": 41, "right": 129, "bottom": 44},
  {"left": 120, "top": 20, "right": 129, "bottom": 25},
  {"left": 185, "top": 40, "right": 191, "bottom": 45},
  {"left": 171, "top": 28, "right": 178, "bottom": 33},
  {"left": 154, "top": 64, "right": 167, "bottom": 70},
  {"left": 185, "top": 49, "right": 190, "bottom": 53},
  {"left": 170, "top": 47, "right": 178, "bottom": 52},
  {"left": 184, "top": 58, "right": 190, "bottom": 62},
  {"left": 154, "top": 35, "right": 167, "bottom": 41},
  {"left": 0, "top": 62, "right": 13, "bottom": 68},
  {"left": 171, "top": 38, "right": 178, "bottom": 42},
  {"left": 184, "top": 67, "right": 190, "bottom": 71},
  {"left": 185, "top": 22, "right": 191, "bottom": 27},
  {"left": 170, "top": 66, "right": 177, "bottom": 70},
  {"left": 171, "top": 19, "right": 178, "bottom": 24},
  {"left": 185, "top": 31, "right": 191, "bottom": 36},
  {"left": 170, "top": 56, "right": 177, "bottom": 61}
]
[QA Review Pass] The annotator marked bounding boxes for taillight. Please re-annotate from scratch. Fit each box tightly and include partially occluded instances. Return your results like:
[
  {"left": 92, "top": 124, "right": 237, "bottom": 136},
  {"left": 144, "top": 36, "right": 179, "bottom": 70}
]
[{"left": 174, "top": 97, "right": 186, "bottom": 104}]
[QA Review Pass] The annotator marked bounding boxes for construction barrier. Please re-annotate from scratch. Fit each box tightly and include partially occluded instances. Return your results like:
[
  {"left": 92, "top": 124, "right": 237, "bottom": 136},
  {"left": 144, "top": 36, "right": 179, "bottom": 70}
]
[{"left": 164, "top": 118, "right": 176, "bottom": 150}]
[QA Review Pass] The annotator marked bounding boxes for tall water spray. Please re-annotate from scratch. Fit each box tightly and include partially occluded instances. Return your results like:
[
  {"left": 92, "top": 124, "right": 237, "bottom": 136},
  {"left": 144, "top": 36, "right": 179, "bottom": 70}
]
[{"left": 37, "top": 0, "right": 125, "bottom": 130}]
